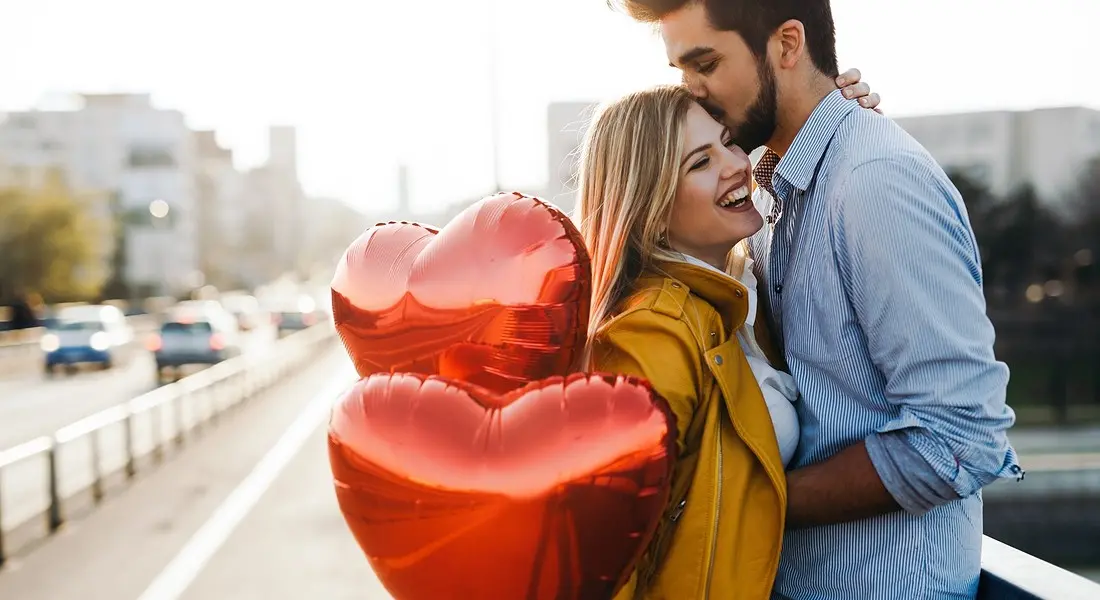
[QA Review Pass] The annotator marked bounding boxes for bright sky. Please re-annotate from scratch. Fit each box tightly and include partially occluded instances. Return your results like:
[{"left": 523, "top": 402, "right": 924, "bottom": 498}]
[{"left": 3, "top": 0, "right": 1097, "bottom": 214}]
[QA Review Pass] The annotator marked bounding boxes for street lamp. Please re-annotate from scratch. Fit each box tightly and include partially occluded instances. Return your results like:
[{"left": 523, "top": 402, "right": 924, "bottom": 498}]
[{"left": 149, "top": 200, "right": 170, "bottom": 296}]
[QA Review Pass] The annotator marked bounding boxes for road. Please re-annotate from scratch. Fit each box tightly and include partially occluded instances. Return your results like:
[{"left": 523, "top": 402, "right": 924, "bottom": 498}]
[
  {"left": 0, "top": 326, "right": 278, "bottom": 451},
  {"left": 0, "top": 352, "right": 1097, "bottom": 598}
]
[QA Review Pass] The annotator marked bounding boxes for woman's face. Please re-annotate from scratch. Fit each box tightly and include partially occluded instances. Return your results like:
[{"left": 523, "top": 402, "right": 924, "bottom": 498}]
[{"left": 666, "top": 102, "right": 762, "bottom": 268}]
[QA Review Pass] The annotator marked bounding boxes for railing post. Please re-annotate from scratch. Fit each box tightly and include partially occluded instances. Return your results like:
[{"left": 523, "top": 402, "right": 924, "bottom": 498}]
[
  {"left": 190, "top": 388, "right": 203, "bottom": 436},
  {"left": 208, "top": 383, "right": 219, "bottom": 425},
  {"left": 46, "top": 442, "right": 63, "bottom": 532},
  {"left": 90, "top": 429, "right": 103, "bottom": 504},
  {"left": 124, "top": 409, "right": 136, "bottom": 479},
  {"left": 0, "top": 466, "right": 7, "bottom": 568},
  {"left": 152, "top": 403, "right": 164, "bottom": 464},
  {"left": 173, "top": 394, "right": 185, "bottom": 447}
]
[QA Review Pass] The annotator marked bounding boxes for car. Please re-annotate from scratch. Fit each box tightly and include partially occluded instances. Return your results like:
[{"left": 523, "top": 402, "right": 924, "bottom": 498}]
[
  {"left": 270, "top": 295, "right": 321, "bottom": 337},
  {"left": 148, "top": 313, "right": 242, "bottom": 382},
  {"left": 41, "top": 305, "right": 136, "bottom": 375}
]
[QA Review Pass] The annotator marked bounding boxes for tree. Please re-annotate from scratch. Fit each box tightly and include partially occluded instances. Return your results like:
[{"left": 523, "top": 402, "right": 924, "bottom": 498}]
[
  {"left": 1068, "top": 158, "right": 1100, "bottom": 306},
  {"left": 0, "top": 177, "right": 109, "bottom": 304},
  {"left": 947, "top": 169, "right": 998, "bottom": 259},
  {"left": 99, "top": 191, "right": 133, "bottom": 301},
  {"left": 947, "top": 170, "right": 1071, "bottom": 306}
]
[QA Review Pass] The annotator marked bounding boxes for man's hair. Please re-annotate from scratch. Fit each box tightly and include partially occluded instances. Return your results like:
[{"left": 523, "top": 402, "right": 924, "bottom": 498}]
[{"left": 611, "top": 0, "right": 839, "bottom": 77}]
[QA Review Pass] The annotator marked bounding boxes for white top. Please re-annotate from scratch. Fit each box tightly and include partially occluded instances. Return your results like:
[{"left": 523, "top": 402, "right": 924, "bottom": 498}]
[{"left": 680, "top": 254, "right": 800, "bottom": 466}]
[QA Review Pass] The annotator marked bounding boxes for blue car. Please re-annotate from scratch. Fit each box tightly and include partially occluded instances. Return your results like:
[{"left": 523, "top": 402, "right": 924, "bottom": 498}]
[{"left": 41, "top": 306, "right": 136, "bottom": 374}]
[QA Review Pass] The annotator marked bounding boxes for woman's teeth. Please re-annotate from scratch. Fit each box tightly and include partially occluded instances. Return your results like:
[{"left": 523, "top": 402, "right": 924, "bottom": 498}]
[{"left": 717, "top": 186, "right": 750, "bottom": 208}]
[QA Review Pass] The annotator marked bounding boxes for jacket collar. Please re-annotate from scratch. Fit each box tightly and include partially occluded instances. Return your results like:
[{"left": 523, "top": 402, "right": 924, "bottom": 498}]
[{"left": 640, "top": 259, "right": 750, "bottom": 334}]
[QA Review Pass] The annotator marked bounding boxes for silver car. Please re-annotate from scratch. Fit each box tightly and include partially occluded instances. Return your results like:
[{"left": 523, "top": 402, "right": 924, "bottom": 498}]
[{"left": 149, "top": 313, "right": 241, "bottom": 382}]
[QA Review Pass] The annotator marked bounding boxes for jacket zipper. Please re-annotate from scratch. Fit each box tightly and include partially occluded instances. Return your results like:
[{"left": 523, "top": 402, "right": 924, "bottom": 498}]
[{"left": 703, "top": 424, "right": 722, "bottom": 598}]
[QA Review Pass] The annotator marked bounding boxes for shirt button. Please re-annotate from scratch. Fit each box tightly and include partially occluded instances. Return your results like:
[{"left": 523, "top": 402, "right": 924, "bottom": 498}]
[
  {"left": 714, "top": 355, "right": 723, "bottom": 365},
  {"left": 775, "top": 284, "right": 783, "bottom": 294},
  {"left": 671, "top": 282, "right": 681, "bottom": 289},
  {"left": 734, "top": 289, "right": 744, "bottom": 298}
]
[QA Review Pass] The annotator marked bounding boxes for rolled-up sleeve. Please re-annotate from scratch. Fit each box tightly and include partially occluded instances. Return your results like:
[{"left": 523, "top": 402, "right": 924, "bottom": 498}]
[{"left": 831, "top": 157, "right": 1022, "bottom": 515}]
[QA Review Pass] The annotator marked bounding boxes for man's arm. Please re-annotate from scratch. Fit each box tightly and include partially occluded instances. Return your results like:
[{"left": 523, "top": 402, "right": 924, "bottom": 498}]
[{"left": 786, "top": 156, "right": 1021, "bottom": 529}]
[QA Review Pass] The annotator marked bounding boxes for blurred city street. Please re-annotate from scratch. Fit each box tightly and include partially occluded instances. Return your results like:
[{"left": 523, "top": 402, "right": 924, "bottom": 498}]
[{"left": 0, "top": 326, "right": 276, "bottom": 451}]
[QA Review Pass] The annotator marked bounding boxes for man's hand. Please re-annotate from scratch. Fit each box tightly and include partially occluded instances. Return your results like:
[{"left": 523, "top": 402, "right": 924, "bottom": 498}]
[
  {"left": 836, "top": 68, "right": 883, "bottom": 113},
  {"left": 785, "top": 441, "right": 900, "bottom": 528}
]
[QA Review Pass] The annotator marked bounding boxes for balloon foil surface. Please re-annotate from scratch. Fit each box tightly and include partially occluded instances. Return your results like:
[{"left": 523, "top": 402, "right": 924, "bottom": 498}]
[
  {"left": 331, "top": 192, "right": 591, "bottom": 395},
  {"left": 328, "top": 372, "right": 677, "bottom": 600}
]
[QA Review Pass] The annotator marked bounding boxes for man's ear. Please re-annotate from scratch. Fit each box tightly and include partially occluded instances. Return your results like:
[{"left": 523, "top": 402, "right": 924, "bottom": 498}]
[{"left": 773, "top": 19, "right": 807, "bottom": 70}]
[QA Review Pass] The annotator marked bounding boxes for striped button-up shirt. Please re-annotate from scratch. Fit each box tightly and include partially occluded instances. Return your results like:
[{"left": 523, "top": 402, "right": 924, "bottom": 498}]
[{"left": 747, "top": 89, "right": 1023, "bottom": 600}]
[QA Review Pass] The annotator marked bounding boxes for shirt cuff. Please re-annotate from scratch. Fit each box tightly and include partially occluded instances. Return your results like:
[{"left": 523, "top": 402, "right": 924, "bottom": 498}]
[{"left": 866, "top": 431, "right": 959, "bottom": 515}]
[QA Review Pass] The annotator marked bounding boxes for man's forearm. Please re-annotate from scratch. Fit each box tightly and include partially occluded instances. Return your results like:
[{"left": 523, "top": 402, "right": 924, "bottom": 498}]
[{"left": 786, "top": 440, "right": 900, "bottom": 528}]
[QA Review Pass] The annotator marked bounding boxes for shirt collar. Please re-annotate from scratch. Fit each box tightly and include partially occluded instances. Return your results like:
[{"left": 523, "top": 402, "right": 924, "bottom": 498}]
[{"left": 772, "top": 88, "right": 861, "bottom": 197}]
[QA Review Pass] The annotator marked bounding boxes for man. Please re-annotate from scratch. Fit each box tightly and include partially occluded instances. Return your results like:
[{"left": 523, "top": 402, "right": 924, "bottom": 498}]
[{"left": 612, "top": 1, "right": 1022, "bottom": 598}]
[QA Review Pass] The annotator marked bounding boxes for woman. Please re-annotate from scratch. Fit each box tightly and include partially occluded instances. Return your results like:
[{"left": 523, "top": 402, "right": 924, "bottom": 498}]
[{"left": 576, "top": 74, "right": 879, "bottom": 599}]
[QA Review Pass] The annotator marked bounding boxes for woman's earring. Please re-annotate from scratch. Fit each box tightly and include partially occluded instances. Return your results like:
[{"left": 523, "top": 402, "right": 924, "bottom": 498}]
[{"left": 657, "top": 232, "right": 668, "bottom": 248}]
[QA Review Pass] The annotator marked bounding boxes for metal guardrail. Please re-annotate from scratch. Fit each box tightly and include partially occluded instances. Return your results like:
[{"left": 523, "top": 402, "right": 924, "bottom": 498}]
[
  {"left": 979, "top": 536, "right": 1100, "bottom": 599},
  {"left": 0, "top": 321, "right": 335, "bottom": 566}
]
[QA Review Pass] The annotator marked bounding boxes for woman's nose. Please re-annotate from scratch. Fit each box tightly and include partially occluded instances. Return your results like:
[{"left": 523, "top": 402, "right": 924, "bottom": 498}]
[{"left": 719, "top": 150, "right": 750, "bottom": 180}]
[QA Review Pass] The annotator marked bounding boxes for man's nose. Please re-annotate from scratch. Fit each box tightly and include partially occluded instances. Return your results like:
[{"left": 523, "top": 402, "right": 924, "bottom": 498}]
[{"left": 682, "top": 72, "right": 706, "bottom": 99}]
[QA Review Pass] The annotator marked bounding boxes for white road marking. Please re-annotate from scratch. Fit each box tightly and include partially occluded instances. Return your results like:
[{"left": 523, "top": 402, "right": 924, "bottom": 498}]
[{"left": 135, "top": 367, "right": 355, "bottom": 600}]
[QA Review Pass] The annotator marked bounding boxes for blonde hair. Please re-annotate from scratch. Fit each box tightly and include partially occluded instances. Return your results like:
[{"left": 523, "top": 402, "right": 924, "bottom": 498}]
[
  {"left": 574, "top": 85, "right": 694, "bottom": 364},
  {"left": 574, "top": 85, "right": 754, "bottom": 367}
]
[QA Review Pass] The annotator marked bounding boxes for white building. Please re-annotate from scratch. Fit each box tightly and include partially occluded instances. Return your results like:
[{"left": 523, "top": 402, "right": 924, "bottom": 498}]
[
  {"left": 193, "top": 130, "right": 246, "bottom": 289},
  {"left": 888, "top": 107, "right": 1100, "bottom": 204},
  {"left": 0, "top": 93, "right": 201, "bottom": 296},
  {"left": 231, "top": 126, "right": 309, "bottom": 289}
]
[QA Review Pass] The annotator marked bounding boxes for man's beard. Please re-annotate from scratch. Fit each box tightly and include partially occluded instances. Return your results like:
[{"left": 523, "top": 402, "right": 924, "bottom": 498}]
[{"left": 703, "top": 58, "right": 778, "bottom": 151}]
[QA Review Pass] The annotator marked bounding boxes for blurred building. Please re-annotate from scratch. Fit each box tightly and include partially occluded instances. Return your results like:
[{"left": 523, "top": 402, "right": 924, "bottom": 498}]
[
  {"left": 886, "top": 107, "right": 1100, "bottom": 204},
  {"left": 0, "top": 99, "right": 312, "bottom": 296},
  {"left": 267, "top": 126, "right": 305, "bottom": 274},
  {"left": 0, "top": 93, "right": 200, "bottom": 296},
  {"left": 193, "top": 130, "right": 245, "bottom": 290},
  {"left": 394, "top": 158, "right": 549, "bottom": 230},
  {"left": 233, "top": 126, "right": 308, "bottom": 289},
  {"left": 301, "top": 196, "right": 370, "bottom": 272}
]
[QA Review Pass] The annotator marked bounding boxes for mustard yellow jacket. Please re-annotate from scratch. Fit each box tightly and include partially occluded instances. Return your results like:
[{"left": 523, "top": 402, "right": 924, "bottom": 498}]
[{"left": 594, "top": 259, "right": 788, "bottom": 600}]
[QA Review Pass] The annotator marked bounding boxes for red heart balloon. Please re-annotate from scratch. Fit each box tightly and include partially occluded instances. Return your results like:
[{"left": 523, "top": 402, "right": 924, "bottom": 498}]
[
  {"left": 328, "top": 372, "right": 676, "bottom": 600},
  {"left": 330, "top": 192, "right": 590, "bottom": 395}
]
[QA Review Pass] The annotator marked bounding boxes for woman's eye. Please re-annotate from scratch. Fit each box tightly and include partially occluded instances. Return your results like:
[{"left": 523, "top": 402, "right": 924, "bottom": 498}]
[
  {"left": 690, "top": 157, "right": 710, "bottom": 171},
  {"left": 698, "top": 61, "right": 717, "bottom": 74}
]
